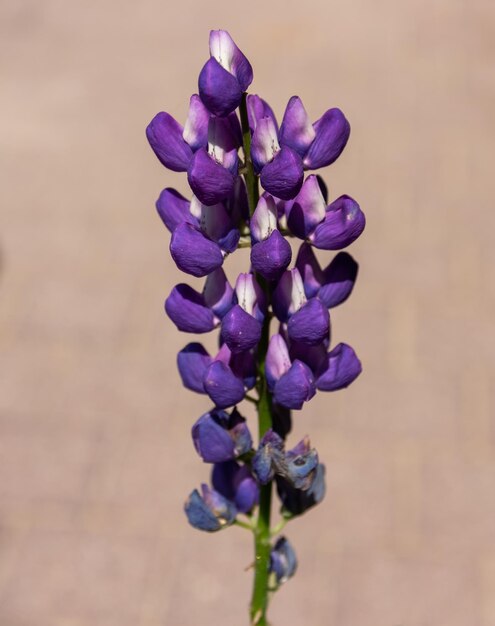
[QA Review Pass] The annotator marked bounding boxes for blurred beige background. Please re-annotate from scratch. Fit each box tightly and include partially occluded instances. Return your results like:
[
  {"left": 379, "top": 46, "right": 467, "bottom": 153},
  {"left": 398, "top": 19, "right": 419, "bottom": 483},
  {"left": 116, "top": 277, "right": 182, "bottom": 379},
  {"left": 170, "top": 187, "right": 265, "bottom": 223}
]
[{"left": 1, "top": 0, "right": 495, "bottom": 624}]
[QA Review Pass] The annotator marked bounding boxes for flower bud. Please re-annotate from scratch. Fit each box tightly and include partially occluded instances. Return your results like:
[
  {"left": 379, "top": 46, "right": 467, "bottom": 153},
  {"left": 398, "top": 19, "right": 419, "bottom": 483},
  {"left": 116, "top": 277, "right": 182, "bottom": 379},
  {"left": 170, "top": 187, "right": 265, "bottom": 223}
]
[
  {"left": 185, "top": 484, "right": 237, "bottom": 531},
  {"left": 270, "top": 537, "right": 298, "bottom": 585}
]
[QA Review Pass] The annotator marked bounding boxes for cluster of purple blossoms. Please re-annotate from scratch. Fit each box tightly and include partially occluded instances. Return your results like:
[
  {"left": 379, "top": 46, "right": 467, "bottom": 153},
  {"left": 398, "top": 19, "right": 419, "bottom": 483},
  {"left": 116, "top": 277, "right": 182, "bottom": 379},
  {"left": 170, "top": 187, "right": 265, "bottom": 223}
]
[{"left": 147, "top": 30, "right": 364, "bottom": 622}]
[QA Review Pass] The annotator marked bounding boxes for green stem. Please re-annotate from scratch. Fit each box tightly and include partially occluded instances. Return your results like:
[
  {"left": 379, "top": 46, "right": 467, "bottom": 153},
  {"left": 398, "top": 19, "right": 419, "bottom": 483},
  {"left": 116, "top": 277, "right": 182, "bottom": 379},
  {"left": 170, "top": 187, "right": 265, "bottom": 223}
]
[
  {"left": 240, "top": 92, "right": 274, "bottom": 626},
  {"left": 250, "top": 314, "right": 273, "bottom": 625}
]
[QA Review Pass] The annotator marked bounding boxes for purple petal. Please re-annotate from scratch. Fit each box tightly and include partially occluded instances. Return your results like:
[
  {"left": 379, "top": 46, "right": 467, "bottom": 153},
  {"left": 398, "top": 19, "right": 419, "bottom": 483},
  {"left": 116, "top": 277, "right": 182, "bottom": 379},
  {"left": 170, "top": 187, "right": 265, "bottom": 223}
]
[
  {"left": 146, "top": 112, "right": 192, "bottom": 172},
  {"left": 270, "top": 537, "right": 298, "bottom": 584},
  {"left": 235, "top": 273, "right": 266, "bottom": 321},
  {"left": 212, "top": 461, "right": 259, "bottom": 513},
  {"left": 251, "top": 117, "right": 280, "bottom": 172},
  {"left": 209, "top": 30, "right": 253, "bottom": 92},
  {"left": 155, "top": 188, "right": 198, "bottom": 234},
  {"left": 170, "top": 223, "right": 223, "bottom": 277},
  {"left": 251, "top": 230, "right": 292, "bottom": 281},
  {"left": 287, "top": 297, "right": 330, "bottom": 346},
  {"left": 182, "top": 94, "right": 209, "bottom": 151},
  {"left": 272, "top": 269, "right": 307, "bottom": 323},
  {"left": 310, "top": 195, "right": 366, "bottom": 250},
  {"left": 194, "top": 407, "right": 252, "bottom": 459},
  {"left": 177, "top": 343, "right": 212, "bottom": 393},
  {"left": 250, "top": 195, "right": 278, "bottom": 243},
  {"left": 207, "top": 116, "right": 240, "bottom": 173},
  {"left": 227, "top": 176, "right": 249, "bottom": 222},
  {"left": 204, "top": 361, "right": 245, "bottom": 409},
  {"left": 247, "top": 94, "right": 278, "bottom": 133},
  {"left": 289, "top": 340, "right": 327, "bottom": 374},
  {"left": 165, "top": 284, "right": 216, "bottom": 333},
  {"left": 319, "top": 252, "right": 358, "bottom": 308},
  {"left": 295, "top": 242, "right": 324, "bottom": 299},
  {"left": 286, "top": 174, "right": 326, "bottom": 239},
  {"left": 261, "top": 146, "right": 304, "bottom": 201},
  {"left": 279, "top": 96, "right": 316, "bottom": 157},
  {"left": 265, "top": 334, "right": 291, "bottom": 391},
  {"left": 232, "top": 468, "right": 259, "bottom": 512},
  {"left": 187, "top": 148, "right": 236, "bottom": 206},
  {"left": 221, "top": 304, "right": 262, "bottom": 353},
  {"left": 303, "top": 108, "right": 350, "bottom": 170},
  {"left": 198, "top": 202, "right": 235, "bottom": 243},
  {"left": 229, "top": 348, "right": 257, "bottom": 390},
  {"left": 316, "top": 343, "right": 362, "bottom": 391},
  {"left": 192, "top": 411, "right": 236, "bottom": 462},
  {"left": 200, "top": 483, "right": 237, "bottom": 523},
  {"left": 227, "top": 406, "right": 253, "bottom": 456},
  {"left": 184, "top": 488, "right": 225, "bottom": 531},
  {"left": 218, "top": 228, "right": 240, "bottom": 253},
  {"left": 198, "top": 57, "right": 243, "bottom": 117},
  {"left": 197, "top": 201, "right": 240, "bottom": 254},
  {"left": 203, "top": 267, "right": 234, "bottom": 319},
  {"left": 274, "top": 360, "right": 316, "bottom": 410}
]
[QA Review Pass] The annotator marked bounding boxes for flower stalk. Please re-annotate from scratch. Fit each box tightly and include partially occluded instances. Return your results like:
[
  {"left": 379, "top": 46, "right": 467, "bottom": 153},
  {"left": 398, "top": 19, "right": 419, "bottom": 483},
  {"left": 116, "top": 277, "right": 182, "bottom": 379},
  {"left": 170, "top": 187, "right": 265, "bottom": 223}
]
[
  {"left": 146, "top": 29, "right": 365, "bottom": 626},
  {"left": 240, "top": 91, "right": 274, "bottom": 624}
]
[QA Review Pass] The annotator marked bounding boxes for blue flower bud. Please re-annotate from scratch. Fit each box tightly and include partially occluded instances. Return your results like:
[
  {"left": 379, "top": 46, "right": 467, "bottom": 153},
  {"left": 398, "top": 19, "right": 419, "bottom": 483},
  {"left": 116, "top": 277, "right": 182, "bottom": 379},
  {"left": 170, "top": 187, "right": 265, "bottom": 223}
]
[
  {"left": 270, "top": 536, "right": 298, "bottom": 584},
  {"left": 184, "top": 484, "right": 237, "bottom": 532},
  {"left": 252, "top": 430, "right": 285, "bottom": 484}
]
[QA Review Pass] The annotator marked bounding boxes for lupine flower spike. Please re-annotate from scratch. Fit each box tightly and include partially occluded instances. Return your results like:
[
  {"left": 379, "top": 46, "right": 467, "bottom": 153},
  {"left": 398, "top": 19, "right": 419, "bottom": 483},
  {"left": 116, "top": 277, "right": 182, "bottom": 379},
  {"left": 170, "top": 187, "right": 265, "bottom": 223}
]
[{"left": 146, "top": 29, "right": 365, "bottom": 625}]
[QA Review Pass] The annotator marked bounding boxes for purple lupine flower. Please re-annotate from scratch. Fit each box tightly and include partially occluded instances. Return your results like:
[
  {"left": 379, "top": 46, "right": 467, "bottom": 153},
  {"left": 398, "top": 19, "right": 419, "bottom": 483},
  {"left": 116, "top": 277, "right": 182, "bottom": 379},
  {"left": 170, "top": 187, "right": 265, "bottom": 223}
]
[
  {"left": 146, "top": 94, "right": 209, "bottom": 171},
  {"left": 147, "top": 29, "right": 366, "bottom": 616},
  {"left": 165, "top": 283, "right": 218, "bottom": 334},
  {"left": 221, "top": 273, "right": 267, "bottom": 353},
  {"left": 272, "top": 268, "right": 330, "bottom": 346},
  {"left": 295, "top": 242, "right": 358, "bottom": 308},
  {"left": 315, "top": 342, "right": 363, "bottom": 391},
  {"left": 169, "top": 198, "right": 240, "bottom": 277},
  {"left": 270, "top": 537, "right": 298, "bottom": 585},
  {"left": 188, "top": 114, "right": 242, "bottom": 205},
  {"left": 285, "top": 175, "right": 366, "bottom": 249},
  {"left": 277, "top": 464, "right": 326, "bottom": 517},
  {"left": 212, "top": 460, "right": 259, "bottom": 513},
  {"left": 249, "top": 95, "right": 304, "bottom": 200},
  {"left": 192, "top": 408, "right": 252, "bottom": 463},
  {"left": 147, "top": 99, "right": 242, "bottom": 206},
  {"left": 165, "top": 268, "right": 234, "bottom": 334},
  {"left": 250, "top": 195, "right": 292, "bottom": 281},
  {"left": 265, "top": 333, "right": 316, "bottom": 410},
  {"left": 185, "top": 483, "right": 237, "bottom": 531},
  {"left": 199, "top": 30, "right": 253, "bottom": 117},
  {"left": 279, "top": 96, "right": 350, "bottom": 170},
  {"left": 266, "top": 333, "right": 362, "bottom": 407},
  {"left": 177, "top": 339, "right": 256, "bottom": 409}
]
